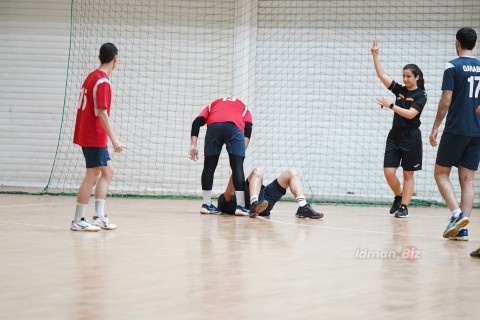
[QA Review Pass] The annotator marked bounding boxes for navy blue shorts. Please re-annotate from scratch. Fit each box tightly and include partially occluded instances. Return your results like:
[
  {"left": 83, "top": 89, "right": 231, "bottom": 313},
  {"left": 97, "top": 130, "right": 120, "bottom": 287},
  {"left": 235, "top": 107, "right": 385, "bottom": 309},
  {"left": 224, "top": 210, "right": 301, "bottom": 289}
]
[
  {"left": 217, "top": 179, "right": 287, "bottom": 215},
  {"left": 245, "top": 179, "right": 287, "bottom": 215},
  {"left": 436, "top": 132, "right": 480, "bottom": 171},
  {"left": 204, "top": 122, "right": 246, "bottom": 157},
  {"left": 258, "top": 179, "right": 287, "bottom": 214},
  {"left": 82, "top": 147, "right": 111, "bottom": 168}
]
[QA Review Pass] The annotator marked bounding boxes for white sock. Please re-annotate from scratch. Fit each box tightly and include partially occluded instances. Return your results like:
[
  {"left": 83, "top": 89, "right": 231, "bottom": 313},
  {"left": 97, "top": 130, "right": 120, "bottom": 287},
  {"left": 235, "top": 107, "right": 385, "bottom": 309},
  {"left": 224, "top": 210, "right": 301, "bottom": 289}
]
[
  {"left": 202, "top": 190, "right": 212, "bottom": 205},
  {"left": 296, "top": 196, "right": 307, "bottom": 207},
  {"left": 235, "top": 191, "right": 245, "bottom": 207},
  {"left": 75, "top": 203, "right": 87, "bottom": 222},
  {"left": 452, "top": 208, "right": 462, "bottom": 218},
  {"left": 95, "top": 199, "right": 106, "bottom": 219},
  {"left": 250, "top": 195, "right": 258, "bottom": 204}
]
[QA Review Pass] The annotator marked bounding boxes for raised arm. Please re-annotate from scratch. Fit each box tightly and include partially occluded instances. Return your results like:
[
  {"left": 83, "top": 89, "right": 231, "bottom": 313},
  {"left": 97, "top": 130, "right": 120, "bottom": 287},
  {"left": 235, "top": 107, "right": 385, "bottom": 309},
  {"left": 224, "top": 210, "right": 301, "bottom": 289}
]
[{"left": 371, "top": 39, "right": 393, "bottom": 88}]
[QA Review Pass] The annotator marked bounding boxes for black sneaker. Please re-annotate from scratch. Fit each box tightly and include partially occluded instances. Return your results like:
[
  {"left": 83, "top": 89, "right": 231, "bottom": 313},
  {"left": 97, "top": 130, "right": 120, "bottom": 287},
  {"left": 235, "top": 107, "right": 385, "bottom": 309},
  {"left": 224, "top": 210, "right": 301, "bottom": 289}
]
[
  {"left": 249, "top": 200, "right": 269, "bottom": 218},
  {"left": 295, "top": 204, "right": 324, "bottom": 219},
  {"left": 394, "top": 205, "right": 409, "bottom": 218},
  {"left": 470, "top": 247, "right": 480, "bottom": 259},
  {"left": 390, "top": 195, "right": 402, "bottom": 214}
]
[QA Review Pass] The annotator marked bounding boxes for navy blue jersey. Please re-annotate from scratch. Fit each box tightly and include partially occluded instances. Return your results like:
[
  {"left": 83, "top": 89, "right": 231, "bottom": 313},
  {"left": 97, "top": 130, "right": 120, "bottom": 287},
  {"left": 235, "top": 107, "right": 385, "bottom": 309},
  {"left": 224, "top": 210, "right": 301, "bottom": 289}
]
[
  {"left": 388, "top": 81, "right": 427, "bottom": 129},
  {"left": 442, "top": 56, "right": 480, "bottom": 136}
]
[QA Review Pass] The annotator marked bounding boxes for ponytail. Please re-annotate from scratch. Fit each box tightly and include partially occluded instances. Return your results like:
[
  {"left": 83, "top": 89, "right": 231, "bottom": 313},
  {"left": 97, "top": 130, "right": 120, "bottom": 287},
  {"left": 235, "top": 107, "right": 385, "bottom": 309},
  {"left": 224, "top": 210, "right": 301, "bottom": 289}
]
[{"left": 404, "top": 64, "right": 425, "bottom": 91}]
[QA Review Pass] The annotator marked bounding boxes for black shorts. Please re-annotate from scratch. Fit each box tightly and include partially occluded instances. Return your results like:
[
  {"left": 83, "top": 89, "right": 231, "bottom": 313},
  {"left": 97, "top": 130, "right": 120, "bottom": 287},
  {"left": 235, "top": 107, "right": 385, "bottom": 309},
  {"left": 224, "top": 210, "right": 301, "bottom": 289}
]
[
  {"left": 204, "top": 122, "right": 246, "bottom": 157},
  {"left": 82, "top": 147, "right": 110, "bottom": 168},
  {"left": 436, "top": 132, "right": 480, "bottom": 171},
  {"left": 384, "top": 128, "right": 422, "bottom": 171}
]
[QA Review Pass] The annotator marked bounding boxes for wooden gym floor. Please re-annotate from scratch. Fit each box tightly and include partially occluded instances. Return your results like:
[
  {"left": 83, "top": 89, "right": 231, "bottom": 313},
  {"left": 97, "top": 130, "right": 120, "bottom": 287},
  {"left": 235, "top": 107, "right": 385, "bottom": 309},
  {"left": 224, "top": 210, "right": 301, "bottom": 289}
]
[{"left": 1, "top": 194, "right": 479, "bottom": 320}]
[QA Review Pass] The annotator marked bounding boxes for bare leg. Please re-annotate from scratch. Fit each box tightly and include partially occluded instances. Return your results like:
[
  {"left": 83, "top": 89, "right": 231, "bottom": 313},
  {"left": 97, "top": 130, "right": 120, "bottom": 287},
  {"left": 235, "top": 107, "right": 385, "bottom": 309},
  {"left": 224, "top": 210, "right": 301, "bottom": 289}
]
[
  {"left": 384, "top": 167, "right": 402, "bottom": 196},
  {"left": 247, "top": 167, "right": 264, "bottom": 200},
  {"left": 277, "top": 168, "right": 323, "bottom": 219},
  {"left": 434, "top": 164, "right": 459, "bottom": 212},
  {"left": 247, "top": 167, "right": 268, "bottom": 217},
  {"left": 77, "top": 167, "right": 101, "bottom": 204},
  {"left": 94, "top": 161, "right": 115, "bottom": 200},
  {"left": 458, "top": 166, "right": 475, "bottom": 217},
  {"left": 222, "top": 176, "right": 235, "bottom": 202},
  {"left": 401, "top": 170, "right": 415, "bottom": 205},
  {"left": 276, "top": 168, "right": 303, "bottom": 196}
]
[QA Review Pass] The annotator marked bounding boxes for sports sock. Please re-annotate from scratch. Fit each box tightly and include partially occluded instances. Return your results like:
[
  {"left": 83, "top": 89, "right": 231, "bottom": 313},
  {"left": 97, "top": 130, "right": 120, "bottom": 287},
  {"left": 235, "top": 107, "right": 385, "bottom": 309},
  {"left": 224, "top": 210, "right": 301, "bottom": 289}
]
[
  {"left": 75, "top": 203, "right": 87, "bottom": 222},
  {"left": 95, "top": 199, "right": 106, "bottom": 219},
  {"left": 202, "top": 190, "right": 212, "bottom": 205},
  {"left": 235, "top": 191, "right": 245, "bottom": 207},
  {"left": 452, "top": 208, "right": 462, "bottom": 218},
  {"left": 250, "top": 195, "right": 258, "bottom": 204},
  {"left": 296, "top": 196, "right": 307, "bottom": 207}
]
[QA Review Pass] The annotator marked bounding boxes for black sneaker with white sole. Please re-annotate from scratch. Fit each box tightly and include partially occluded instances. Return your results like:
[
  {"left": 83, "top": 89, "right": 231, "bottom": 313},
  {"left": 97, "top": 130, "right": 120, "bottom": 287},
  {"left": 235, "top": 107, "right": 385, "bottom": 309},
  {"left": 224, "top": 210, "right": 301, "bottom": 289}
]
[
  {"left": 295, "top": 204, "right": 324, "bottom": 219},
  {"left": 390, "top": 195, "right": 402, "bottom": 214},
  {"left": 394, "top": 205, "right": 409, "bottom": 218}
]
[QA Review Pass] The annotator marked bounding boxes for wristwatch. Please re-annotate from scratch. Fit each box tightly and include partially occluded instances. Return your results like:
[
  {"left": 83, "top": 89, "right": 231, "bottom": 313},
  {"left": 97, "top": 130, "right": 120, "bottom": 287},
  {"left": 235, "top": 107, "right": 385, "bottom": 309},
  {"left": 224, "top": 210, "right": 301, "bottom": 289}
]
[{"left": 389, "top": 103, "right": 394, "bottom": 109}]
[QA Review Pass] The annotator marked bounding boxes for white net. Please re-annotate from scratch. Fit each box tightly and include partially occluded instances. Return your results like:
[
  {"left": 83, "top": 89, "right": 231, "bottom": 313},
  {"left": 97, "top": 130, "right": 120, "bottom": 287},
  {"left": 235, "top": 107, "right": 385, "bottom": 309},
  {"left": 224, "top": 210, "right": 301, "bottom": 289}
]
[{"left": 47, "top": 0, "right": 480, "bottom": 204}]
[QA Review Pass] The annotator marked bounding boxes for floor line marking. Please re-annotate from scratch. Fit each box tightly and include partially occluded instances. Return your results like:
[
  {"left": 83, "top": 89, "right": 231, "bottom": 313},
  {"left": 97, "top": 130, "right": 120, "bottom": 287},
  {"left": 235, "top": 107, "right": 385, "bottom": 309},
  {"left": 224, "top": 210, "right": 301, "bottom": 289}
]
[
  {"left": 0, "top": 203, "right": 57, "bottom": 208},
  {"left": 257, "top": 217, "right": 480, "bottom": 241}
]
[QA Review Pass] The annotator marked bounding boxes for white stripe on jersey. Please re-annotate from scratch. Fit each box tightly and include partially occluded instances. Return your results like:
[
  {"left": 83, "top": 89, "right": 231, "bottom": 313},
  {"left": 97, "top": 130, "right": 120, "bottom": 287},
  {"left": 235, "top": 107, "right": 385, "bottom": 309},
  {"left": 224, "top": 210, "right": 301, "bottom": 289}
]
[
  {"left": 445, "top": 62, "right": 455, "bottom": 70},
  {"left": 93, "top": 78, "right": 111, "bottom": 116}
]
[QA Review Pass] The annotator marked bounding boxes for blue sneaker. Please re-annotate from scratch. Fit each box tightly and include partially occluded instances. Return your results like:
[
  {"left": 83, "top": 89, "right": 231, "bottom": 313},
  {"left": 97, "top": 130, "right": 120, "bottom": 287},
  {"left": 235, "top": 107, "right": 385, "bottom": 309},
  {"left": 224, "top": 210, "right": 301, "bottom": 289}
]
[
  {"left": 235, "top": 205, "right": 249, "bottom": 216},
  {"left": 449, "top": 228, "right": 468, "bottom": 241},
  {"left": 443, "top": 212, "right": 469, "bottom": 238},
  {"left": 200, "top": 203, "right": 220, "bottom": 214}
]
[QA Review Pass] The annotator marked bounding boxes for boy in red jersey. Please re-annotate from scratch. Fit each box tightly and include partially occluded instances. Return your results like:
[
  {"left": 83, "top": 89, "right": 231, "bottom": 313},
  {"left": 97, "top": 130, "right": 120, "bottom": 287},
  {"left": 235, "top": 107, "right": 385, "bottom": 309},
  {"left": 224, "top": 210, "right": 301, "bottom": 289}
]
[
  {"left": 190, "top": 97, "right": 252, "bottom": 216},
  {"left": 71, "top": 43, "right": 124, "bottom": 232}
]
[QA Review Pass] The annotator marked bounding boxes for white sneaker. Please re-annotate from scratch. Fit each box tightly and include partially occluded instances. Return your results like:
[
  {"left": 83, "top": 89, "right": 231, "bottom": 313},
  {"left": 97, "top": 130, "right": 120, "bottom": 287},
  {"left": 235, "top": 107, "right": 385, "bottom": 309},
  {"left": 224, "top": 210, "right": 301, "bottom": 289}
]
[
  {"left": 93, "top": 215, "right": 118, "bottom": 230},
  {"left": 235, "top": 205, "right": 249, "bottom": 216},
  {"left": 70, "top": 218, "right": 101, "bottom": 232}
]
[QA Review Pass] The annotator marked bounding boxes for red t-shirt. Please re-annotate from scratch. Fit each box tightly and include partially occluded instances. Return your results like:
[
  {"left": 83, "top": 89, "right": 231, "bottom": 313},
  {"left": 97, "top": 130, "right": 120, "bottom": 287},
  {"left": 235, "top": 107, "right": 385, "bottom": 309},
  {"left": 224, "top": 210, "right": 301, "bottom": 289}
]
[
  {"left": 197, "top": 97, "right": 252, "bottom": 132},
  {"left": 73, "top": 70, "right": 112, "bottom": 147}
]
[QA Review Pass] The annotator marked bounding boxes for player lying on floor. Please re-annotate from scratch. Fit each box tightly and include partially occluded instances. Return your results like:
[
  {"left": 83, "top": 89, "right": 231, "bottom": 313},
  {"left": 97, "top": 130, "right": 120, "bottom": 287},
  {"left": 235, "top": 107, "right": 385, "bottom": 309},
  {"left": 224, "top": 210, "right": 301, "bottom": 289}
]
[{"left": 217, "top": 167, "right": 324, "bottom": 219}]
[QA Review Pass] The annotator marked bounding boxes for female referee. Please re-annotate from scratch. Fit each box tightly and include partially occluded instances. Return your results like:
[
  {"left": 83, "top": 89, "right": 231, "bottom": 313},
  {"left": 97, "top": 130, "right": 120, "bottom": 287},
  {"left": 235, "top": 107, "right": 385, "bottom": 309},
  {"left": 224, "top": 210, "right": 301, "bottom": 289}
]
[{"left": 371, "top": 39, "right": 427, "bottom": 218}]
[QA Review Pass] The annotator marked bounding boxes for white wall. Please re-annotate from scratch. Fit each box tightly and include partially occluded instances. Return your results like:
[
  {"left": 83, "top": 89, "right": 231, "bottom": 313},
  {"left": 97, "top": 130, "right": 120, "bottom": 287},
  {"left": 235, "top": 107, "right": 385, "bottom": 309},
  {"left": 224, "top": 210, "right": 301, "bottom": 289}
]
[
  {"left": 0, "top": 0, "right": 71, "bottom": 189},
  {"left": 1, "top": 0, "right": 480, "bottom": 205}
]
